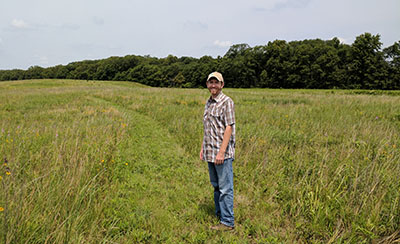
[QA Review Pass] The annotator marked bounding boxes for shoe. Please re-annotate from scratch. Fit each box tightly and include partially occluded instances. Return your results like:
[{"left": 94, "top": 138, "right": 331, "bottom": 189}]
[{"left": 210, "top": 223, "right": 234, "bottom": 231}]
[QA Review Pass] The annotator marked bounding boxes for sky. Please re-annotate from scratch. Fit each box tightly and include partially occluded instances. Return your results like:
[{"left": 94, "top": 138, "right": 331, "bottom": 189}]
[{"left": 0, "top": 0, "right": 399, "bottom": 70}]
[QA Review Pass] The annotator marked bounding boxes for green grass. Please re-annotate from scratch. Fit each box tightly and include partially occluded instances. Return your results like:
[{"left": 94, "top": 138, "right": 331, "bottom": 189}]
[{"left": 1, "top": 79, "right": 400, "bottom": 243}]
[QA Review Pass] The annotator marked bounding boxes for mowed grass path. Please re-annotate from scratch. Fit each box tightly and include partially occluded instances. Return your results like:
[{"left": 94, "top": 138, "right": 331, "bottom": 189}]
[{"left": 1, "top": 79, "right": 400, "bottom": 243}]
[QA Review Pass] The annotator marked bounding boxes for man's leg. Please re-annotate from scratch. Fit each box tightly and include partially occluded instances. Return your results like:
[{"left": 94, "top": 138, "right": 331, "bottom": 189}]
[
  {"left": 214, "top": 158, "right": 234, "bottom": 227},
  {"left": 208, "top": 162, "right": 221, "bottom": 219}
]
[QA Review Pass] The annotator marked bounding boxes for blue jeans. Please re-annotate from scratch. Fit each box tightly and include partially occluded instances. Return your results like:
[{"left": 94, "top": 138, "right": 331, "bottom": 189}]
[{"left": 208, "top": 158, "right": 234, "bottom": 227}]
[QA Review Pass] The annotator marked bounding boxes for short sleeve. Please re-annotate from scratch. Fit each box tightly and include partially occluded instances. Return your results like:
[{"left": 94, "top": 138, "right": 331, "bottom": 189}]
[{"left": 224, "top": 99, "right": 235, "bottom": 126}]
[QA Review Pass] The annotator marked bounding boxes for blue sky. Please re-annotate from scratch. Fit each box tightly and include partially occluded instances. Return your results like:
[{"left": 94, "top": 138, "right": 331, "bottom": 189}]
[{"left": 1, "top": 0, "right": 399, "bottom": 69}]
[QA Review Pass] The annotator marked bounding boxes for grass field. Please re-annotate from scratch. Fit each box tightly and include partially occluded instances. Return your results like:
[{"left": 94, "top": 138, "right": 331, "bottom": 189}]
[{"left": 1, "top": 79, "right": 400, "bottom": 243}]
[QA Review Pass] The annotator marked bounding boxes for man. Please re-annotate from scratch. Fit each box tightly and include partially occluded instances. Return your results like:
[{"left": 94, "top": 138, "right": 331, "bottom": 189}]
[{"left": 200, "top": 71, "right": 235, "bottom": 231}]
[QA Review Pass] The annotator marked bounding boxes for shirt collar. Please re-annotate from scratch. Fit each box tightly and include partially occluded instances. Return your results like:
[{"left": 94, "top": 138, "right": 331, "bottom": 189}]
[{"left": 209, "top": 92, "right": 225, "bottom": 103}]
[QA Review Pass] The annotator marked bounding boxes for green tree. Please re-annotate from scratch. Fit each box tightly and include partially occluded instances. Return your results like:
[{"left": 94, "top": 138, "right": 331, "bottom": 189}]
[
  {"left": 259, "top": 70, "right": 269, "bottom": 88},
  {"left": 25, "top": 66, "right": 45, "bottom": 79},
  {"left": 0, "top": 69, "right": 24, "bottom": 80},
  {"left": 126, "top": 64, "right": 164, "bottom": 87},
  {"left": 383, "top": 41, "right": 400, "bottom": 89},
  {"left": 264, "top": 40, "right": 290, "bottom": 88},
  {"left": 224, "top": 43, "right": 250, "bottom": 59},
  {"left": 0, "top": 34, "right": 396, "bottom": 89},
  {"left": 349, "top": 33, "right": 387, "bottom": 89},
  {"left": 173, "top": 72, "right": 185, "bottom": 87}
]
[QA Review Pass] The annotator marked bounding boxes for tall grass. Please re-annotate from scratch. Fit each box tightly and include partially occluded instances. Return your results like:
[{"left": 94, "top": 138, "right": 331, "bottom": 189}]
[{"left": 1, "top": 79, "right": 399, "bottom": 243}]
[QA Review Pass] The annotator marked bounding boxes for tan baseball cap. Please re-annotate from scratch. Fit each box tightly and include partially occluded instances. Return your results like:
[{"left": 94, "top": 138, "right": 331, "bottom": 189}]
[{"left": 207, "top": 71, "right": 224, "bottom": 83}]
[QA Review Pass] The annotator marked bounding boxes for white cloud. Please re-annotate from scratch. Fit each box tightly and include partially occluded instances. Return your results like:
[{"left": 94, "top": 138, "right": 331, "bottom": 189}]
[
  {"left": 214, "top": 40, "right": 232, "bottom": 48},
  {"left": 275, "top": 0, "right": 311, "bottom": 9},
  {"left": 92, "top": 16, "right": 104, "bottom": 26},
  {"left": 183, "top": 21, "right": 208, "bottom": 30},
  {"left": 34, "top": 54, "right": 49, "bottom": 66},
  {"left": 11, "top": 19, "right": 29, "bottom": 29},
  {"left": 337, "top": 37, "right": 355, "bottom": 45},
  {"left": 253, "top": 0, "right": 311, "bottom": 11},
  {"left": 337, "top": 37, "right": 347, "bottom": 44}
]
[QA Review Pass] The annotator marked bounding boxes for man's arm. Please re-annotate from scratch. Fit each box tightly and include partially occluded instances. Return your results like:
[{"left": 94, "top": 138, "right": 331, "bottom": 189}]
[
  {"left": 215, "top": 125, "right": 232, "bottom": 165},
  {"left": 200, "top": 142, "right": 204, "bottom": 161}
]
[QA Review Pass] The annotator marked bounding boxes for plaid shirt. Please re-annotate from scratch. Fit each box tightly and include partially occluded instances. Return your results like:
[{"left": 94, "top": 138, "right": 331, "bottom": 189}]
[{"left": 202, "top": 92, "right": 235, "bottom": 163}]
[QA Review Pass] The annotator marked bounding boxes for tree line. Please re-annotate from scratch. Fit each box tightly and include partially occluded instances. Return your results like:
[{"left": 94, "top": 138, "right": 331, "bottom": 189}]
[{"left": 1, "top": 33, "right": 399, "bottom": 89}]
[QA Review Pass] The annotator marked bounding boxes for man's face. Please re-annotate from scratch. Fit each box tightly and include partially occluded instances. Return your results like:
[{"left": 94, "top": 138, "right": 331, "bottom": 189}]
[{"left": 207, "top": 78, "right": 224, "bottom": 97}]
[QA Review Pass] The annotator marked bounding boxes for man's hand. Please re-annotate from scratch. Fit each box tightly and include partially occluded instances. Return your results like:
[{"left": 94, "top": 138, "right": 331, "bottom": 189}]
[
  {"left": 199, "top": 148, "right": 204, "bottom": 161},
  {"left": 214, "top": 125, "right": 232, "bottom": 165},
  {"left": 215, "top": 151, "right": 225, "bottom": 165}
]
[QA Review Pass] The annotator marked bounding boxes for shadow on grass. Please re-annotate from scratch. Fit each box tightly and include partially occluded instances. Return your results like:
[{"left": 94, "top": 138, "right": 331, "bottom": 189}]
[{"left": 198, "top": 201, "right": 215, "bottom": 218}]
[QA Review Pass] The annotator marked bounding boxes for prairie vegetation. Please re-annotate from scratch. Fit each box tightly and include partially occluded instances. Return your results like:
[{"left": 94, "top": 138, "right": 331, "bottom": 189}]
[{"left": 1, "top": 79, "right": 399, "bottom": 243}]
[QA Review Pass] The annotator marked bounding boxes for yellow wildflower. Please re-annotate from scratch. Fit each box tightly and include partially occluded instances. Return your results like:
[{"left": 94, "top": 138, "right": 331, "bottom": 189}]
[
  {"left": 0, "top": 207, "right": 4, "bottom": 212},
  {"left": 3, "top": 163, "right": 7, "bottom": 166},
  {"left": 101, "top": 159, "right": 104, "bottom": 163},
  {"left": 6, "top": 171, "right": 11, "bottom": 175},
  {"left": 0, "top": 176, "right": 2, "bottom": 180},
  {"left": 125, "top": 163, "right": 128, "bottom": 166}
]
